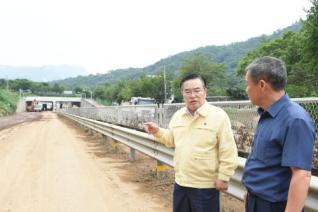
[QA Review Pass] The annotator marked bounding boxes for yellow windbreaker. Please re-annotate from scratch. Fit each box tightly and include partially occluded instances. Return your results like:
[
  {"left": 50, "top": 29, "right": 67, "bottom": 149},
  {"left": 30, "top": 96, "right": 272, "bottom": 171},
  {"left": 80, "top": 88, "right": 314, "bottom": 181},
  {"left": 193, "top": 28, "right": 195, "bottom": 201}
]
[{"left": 154, "top": 101, "right": 238, "bottom": 188}]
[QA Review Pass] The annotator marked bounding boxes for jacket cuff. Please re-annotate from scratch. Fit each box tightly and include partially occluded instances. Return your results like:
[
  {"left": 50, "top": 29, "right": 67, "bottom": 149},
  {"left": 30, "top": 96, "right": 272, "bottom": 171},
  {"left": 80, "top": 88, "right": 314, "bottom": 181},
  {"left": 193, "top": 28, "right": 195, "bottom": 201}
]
[
  {"left": 153, "top": 128, "right": 164, "bottom": 138},
  {"left": 218, "top": 173, "right": 231, "bottom": 182}
]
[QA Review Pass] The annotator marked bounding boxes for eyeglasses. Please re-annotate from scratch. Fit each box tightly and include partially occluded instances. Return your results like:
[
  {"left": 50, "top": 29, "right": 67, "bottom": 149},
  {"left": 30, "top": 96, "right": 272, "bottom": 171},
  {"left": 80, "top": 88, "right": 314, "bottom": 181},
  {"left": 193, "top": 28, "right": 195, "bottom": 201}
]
[{"left": 183, "top": 88, "right": 204, "bottom": 96}]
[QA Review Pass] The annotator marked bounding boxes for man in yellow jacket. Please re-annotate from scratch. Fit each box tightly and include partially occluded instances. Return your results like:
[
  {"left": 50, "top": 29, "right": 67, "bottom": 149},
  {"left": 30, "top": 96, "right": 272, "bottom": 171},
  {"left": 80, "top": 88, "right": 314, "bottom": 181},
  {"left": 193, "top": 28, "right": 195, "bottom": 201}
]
[{"left": 144, "top": 73, "right": 238, "bottom": 212}]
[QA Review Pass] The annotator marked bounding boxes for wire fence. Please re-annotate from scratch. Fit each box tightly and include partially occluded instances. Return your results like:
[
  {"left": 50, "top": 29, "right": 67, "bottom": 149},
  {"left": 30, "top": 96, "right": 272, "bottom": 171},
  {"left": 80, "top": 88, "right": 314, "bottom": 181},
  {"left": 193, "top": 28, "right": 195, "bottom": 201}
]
[{"left": 62, "top": 97, "right": 318, "bottom": 170}]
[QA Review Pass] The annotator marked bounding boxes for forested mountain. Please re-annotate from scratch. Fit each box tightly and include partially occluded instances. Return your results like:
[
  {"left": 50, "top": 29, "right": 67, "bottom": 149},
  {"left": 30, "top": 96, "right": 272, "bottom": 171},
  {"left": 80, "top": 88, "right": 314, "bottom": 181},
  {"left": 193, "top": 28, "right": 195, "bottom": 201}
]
[
  {"left": 55, "top": 22, "right": 302, "bottom": 88},
  {"left": 237, "top": 0, "right": 318, "bottom": 97},
  {"left": 0, "top": 65, "right": 88, "bottom": 82}
]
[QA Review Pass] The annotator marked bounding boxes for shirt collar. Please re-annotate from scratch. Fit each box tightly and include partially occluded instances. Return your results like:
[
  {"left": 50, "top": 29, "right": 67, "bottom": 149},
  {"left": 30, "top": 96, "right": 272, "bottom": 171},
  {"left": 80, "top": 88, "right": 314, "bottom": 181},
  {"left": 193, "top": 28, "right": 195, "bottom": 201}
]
[{"left": 257, "top": 94, "right": 290, "bottom": 118}]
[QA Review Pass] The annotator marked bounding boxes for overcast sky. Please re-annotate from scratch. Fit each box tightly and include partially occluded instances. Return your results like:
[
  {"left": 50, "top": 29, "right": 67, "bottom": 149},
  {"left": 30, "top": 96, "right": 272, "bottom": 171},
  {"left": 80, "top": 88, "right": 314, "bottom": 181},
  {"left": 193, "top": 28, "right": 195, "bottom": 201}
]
[{"left": 0, "top": 0, "right": 312, "bottom": 74}]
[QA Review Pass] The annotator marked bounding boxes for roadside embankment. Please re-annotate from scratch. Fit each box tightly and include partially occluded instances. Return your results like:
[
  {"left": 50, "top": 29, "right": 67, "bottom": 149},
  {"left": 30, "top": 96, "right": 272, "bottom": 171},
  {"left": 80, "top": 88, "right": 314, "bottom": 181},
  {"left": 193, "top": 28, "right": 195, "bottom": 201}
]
[{"left": 0, "top": 89, "right": 19, "bottom": 116}]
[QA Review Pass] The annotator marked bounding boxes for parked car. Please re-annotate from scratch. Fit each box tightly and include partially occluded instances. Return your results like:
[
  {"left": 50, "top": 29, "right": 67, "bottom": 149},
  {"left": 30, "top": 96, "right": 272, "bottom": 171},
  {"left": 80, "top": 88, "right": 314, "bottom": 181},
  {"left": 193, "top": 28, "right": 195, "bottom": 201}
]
[
  {"left": 130, "top": 97, "right": 155, "bottom": 105},
  {"left": 34, "top": 104, "right": 42, "bottom": 112}
]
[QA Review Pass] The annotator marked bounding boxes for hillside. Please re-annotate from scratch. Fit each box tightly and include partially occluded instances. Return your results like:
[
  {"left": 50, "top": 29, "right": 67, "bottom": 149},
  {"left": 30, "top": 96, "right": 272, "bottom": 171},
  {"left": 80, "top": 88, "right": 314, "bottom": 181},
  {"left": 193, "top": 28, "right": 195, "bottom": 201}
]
[
  {"left": 55, "top": 22, "right": 302, "bottom": 88},
  {"left": 0, "top": 89, "right": 19, "bottom": 116},
  {"left": 0, "top": 65, "right": 89, "bottom": 82}
]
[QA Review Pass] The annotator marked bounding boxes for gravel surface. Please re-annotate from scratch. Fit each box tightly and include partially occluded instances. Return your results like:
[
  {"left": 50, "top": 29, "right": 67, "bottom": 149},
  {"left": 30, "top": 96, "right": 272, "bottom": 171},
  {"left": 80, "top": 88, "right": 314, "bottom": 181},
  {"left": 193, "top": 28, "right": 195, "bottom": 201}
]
[
  {"left": 0, "top": 112, "right": 167, "bottom": 211},
  {"left": 62, "top": 117, "right": 245, "bottom": 212},
  {"left": 0, "top": 112, "right": 41, "bottom": 130}
]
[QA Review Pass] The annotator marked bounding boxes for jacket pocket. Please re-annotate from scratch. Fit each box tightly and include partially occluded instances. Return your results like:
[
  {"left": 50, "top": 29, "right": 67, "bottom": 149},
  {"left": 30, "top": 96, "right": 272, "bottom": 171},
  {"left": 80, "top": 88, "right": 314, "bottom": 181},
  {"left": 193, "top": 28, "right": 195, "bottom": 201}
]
[
  {"left": 192, "top": 152, "right": 214, "bottom": 160},
  {"left": 192, "top": 152, "right": 217, "bottom": 173},
  {"left": 193, "top": 126, "right": 217, "bottom": 149}
]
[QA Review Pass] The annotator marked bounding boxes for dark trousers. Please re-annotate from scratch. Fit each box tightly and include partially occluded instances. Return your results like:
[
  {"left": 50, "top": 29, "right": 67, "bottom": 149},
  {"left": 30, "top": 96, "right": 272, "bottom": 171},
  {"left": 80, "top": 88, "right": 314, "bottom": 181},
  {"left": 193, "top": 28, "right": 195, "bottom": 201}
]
[
  {"left": 173, "top": 183, "right": 220, "bottom": 212},
  {"left": 246, "top": 192, "right": 288, "bottom": 212}
]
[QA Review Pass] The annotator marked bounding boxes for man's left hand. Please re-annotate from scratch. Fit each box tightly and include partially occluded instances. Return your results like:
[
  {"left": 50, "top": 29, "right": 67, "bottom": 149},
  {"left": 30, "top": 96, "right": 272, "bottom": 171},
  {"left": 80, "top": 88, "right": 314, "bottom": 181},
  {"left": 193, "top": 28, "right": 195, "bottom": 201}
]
[{"left": 215, "top": 179, "right": 229, "bottom": 191}]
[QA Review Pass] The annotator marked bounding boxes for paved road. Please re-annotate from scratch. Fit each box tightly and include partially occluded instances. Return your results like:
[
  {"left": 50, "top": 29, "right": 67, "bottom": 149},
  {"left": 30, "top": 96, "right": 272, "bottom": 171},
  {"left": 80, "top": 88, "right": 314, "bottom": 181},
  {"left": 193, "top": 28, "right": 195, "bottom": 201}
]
[{"left": 0, "top": 112, "right": 166, "bottom": 212}]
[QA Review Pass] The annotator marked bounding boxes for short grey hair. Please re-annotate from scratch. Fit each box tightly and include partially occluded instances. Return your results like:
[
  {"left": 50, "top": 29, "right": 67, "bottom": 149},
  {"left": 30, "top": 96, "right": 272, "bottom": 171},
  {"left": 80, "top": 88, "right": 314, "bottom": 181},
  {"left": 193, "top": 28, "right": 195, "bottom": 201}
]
[{"left": 245, "top": 56, "right": 287, "bottom": 91}]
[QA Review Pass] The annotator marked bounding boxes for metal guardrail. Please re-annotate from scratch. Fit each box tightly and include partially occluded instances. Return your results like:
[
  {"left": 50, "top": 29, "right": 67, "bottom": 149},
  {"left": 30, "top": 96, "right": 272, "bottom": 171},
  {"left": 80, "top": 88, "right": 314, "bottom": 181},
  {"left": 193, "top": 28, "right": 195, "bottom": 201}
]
[
  {"left": 62, "top": 98, "right": 318, "bottom": 170},
  {"left": 61, "top": 111, "right": 174, "bottom": 167},
  {"left": 59, "top": 111, "right": 318, "bottom": 212}
]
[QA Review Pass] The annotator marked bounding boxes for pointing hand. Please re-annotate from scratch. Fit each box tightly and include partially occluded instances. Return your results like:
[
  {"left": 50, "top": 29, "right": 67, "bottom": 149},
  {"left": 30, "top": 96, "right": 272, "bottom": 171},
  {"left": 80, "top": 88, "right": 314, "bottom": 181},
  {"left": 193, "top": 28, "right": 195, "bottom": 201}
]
[{"left": 143, "top": 122, "right": 159, "bottom": 134}]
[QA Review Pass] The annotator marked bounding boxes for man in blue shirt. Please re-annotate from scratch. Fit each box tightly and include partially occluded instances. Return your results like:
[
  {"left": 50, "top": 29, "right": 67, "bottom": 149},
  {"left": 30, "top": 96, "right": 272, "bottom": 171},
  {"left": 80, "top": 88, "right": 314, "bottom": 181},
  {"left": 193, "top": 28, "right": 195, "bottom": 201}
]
[{"left": 242, "top": 56, "right": 316, "bottom": 212}]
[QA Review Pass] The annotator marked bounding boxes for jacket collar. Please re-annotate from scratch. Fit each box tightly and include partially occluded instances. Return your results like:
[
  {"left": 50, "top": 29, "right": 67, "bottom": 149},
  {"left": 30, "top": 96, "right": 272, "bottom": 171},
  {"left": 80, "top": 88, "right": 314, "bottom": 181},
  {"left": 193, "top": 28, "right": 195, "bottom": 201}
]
[{"left": 182, "top": 101, "right": 209, "bottom": 117}]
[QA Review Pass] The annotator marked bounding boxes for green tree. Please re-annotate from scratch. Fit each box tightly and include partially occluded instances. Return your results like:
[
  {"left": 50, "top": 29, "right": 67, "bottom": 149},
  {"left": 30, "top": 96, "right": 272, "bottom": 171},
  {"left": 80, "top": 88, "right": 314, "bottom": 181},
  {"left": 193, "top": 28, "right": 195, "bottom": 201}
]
[
  {"left": 8, "top": 79, "right": 33, "bottom": 91},
  {"left": 299, "top": 0, "right": 318, "bottom": 94},
  {"left": 0, "top": 79, "right": 8, "bottom": 89},
  {"left": 117, "top": 81, "right": 133, "bottom": 103},
  {"left": 237, "top": 1, "right": 318, "bottom": 97},
  {"left": 51, "top": 83, "right": 64, "bottom": 94},
  {"left": 226, "top": 85, "right": 247, "bottom": 100},
  {"left": 74, "top": 86, "right": 83, "bottom": 94},
  {"left": 173, "top": 53, "right": 228, "bottom": 102}
]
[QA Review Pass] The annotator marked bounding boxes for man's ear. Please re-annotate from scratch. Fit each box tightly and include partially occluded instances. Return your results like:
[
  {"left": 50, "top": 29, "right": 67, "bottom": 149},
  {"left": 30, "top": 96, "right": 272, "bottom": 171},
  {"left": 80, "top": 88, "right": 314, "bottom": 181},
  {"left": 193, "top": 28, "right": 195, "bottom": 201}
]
[{"left": 259, "top": 80, "right": 266, "bottom": 89}]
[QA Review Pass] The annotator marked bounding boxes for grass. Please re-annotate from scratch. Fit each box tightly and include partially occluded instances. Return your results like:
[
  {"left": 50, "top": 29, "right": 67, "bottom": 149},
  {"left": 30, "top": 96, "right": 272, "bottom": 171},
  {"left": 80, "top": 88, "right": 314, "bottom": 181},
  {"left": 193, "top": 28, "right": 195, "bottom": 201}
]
[
  {"left": 96, "top": 98, "right": 113, "bottom": 106},
  {"left": 0, "top": 89, "right": 19, "bottom": 116}
]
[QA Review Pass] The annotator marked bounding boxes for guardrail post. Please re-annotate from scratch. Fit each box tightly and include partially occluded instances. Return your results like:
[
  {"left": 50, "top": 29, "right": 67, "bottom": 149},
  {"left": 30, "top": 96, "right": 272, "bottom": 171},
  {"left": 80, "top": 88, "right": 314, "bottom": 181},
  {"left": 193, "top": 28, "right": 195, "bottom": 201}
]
[
  {"left": 129, "top": 148, "right": 136, "bottom": 161},
  {"left": 158, "top": 104, "right": 163, "bottom": 127},
  {"left": 101, "top": 135, "right": 108, "bottom": 145},
  {"left": 111, "top": 140, "right": 119, "bottom": 153},
  {"left": 156, "top": 160, "right": 167, "bottom": 179},
  {"left": 87, "top": 128, "right": 93, "bottom": 136}
]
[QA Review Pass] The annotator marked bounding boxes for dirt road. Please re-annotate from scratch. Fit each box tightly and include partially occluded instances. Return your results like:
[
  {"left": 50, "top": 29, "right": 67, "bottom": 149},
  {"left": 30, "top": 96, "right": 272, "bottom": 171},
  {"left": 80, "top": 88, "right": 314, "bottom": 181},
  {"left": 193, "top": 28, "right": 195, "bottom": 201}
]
[{"left": 0, "top": 112, "right": 167, "bottom": 212}]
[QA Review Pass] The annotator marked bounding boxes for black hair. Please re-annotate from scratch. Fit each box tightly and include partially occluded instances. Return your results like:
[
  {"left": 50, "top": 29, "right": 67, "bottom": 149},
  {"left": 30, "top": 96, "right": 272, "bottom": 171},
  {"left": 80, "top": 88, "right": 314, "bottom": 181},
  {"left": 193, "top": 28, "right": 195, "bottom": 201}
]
[{"left": 179, "top": 73, "right": 207, "bottom": 88}]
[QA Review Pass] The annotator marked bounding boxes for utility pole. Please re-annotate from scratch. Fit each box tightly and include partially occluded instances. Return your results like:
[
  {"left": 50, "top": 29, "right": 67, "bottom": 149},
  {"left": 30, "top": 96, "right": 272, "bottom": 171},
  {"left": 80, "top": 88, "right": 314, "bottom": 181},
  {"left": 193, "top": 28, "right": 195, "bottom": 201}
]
[
  {"left": 164, "top": 66, "right": 167, "bottom": 103},
  {"left": 6, "top": 76, "right": 9, "bottom": 91}
]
